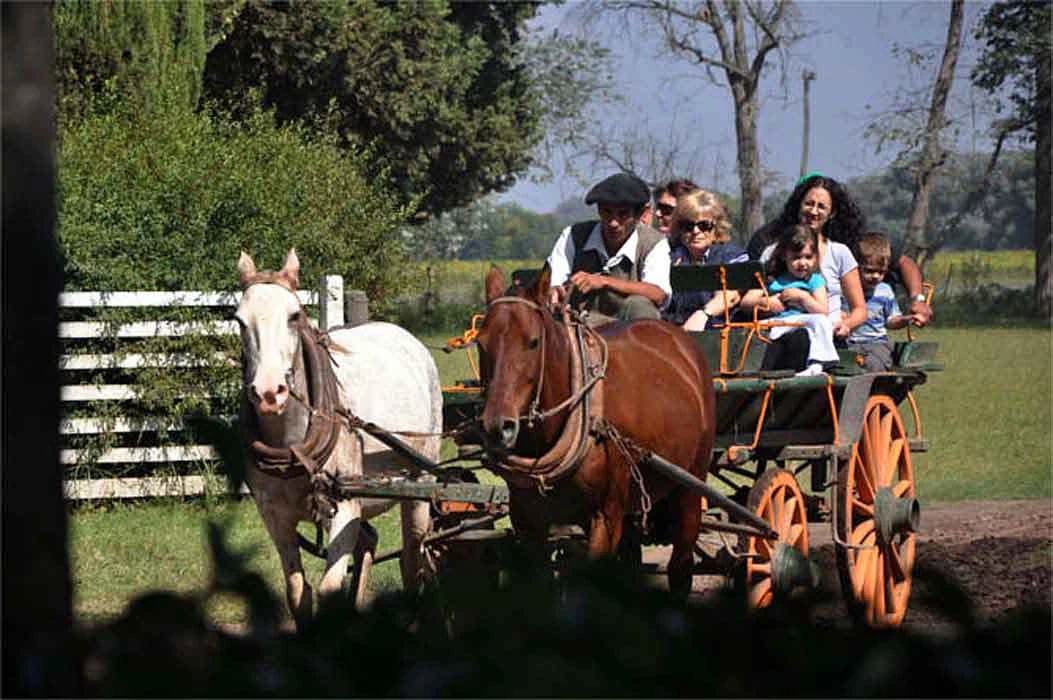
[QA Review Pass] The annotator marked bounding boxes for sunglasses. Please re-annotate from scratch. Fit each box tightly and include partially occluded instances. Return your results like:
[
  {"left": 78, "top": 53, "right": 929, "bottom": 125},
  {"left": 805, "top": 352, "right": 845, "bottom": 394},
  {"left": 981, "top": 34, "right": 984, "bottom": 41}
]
[
  {"left": 656, "top": 203, "right": 676, "bottom": 216},
  {"left": 682, "top": 219, "right": 716, "bottom": 233}
]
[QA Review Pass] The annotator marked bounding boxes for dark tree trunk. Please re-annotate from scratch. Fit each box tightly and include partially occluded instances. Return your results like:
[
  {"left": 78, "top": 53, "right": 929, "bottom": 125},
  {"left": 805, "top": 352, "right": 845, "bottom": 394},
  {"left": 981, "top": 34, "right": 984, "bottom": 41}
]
[
  {"left": 735, "top": 88, "right": 765, "bottom": 237},
  {"left": 904, "top": 0, "right": 964, "bottom": 266},
  {"left": 2, "top": 3, "right": 78, "bottom": 696},
  {"left": 1034, "top": 32, "right": 1051, "bottom": 318}
]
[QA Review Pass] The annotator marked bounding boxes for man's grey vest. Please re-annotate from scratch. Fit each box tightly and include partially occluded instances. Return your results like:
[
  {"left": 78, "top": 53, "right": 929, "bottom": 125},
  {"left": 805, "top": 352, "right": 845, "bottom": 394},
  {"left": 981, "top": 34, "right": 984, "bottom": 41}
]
[{"left": 568, "top": 220, "right": 664, "bottom": 318}]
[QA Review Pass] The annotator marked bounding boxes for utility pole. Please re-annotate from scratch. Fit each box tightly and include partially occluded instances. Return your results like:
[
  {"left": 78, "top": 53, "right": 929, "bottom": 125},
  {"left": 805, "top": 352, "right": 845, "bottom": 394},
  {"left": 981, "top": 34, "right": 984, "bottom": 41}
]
[{"left": 800, "top": 69, "right": 817, "bottom": 178}]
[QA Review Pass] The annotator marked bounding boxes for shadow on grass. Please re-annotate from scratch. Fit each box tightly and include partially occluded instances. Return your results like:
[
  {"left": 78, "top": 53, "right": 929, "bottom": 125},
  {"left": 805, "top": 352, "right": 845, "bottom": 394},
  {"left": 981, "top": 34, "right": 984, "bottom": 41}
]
[{"left": 80, "top": 524, "right": 1051, "bottom": 698}]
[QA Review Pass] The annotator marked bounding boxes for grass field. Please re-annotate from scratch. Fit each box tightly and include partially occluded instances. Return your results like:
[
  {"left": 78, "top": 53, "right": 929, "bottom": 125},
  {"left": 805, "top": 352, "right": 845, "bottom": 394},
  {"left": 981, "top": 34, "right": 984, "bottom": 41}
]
[{"left": 70, "top": 280, "right": 1051, "bottom": 628}]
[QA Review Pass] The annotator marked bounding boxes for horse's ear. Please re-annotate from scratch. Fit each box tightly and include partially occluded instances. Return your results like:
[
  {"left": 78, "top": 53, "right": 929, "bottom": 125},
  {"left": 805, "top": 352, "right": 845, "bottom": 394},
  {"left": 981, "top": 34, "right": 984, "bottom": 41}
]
[
  {"left": 529, "top": 263, "right": 552, "bottom": 306},
  {"left": 281, "top": 248, "right": 300, "bottom": 290},
  {"left": 238, "top": 251, "right": 257, "bottom": 289},
  {"left": 485, "top": 265, "right": 507, "bottom": 304}
]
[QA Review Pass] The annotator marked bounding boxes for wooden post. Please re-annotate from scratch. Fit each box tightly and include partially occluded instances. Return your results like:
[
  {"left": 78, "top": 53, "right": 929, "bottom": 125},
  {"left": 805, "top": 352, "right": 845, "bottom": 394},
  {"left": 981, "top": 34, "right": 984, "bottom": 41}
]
[
  {"left": 346, "top": 290, "right": 369, "bottom": 327},
  {"left": 320, "top": 275, "right": 344, "bottom": 330}
]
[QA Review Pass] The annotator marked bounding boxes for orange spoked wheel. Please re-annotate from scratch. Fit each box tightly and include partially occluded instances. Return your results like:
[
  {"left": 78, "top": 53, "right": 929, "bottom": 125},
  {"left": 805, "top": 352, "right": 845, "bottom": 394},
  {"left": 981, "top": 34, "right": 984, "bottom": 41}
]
[
  {"left": 836, "top": 395, "right": 919, "bottom": 628},
  {"left": 742, "top": 468, "right": 813, "bottom": 608}
]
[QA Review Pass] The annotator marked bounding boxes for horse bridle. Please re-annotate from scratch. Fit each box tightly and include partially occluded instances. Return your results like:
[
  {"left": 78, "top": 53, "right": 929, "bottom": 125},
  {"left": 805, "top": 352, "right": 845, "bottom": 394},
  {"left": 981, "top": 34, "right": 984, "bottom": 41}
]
[
  {"left": 481, "top": 296, "right": 608, "bottom": 490},
  {"left": 238, "top": 281, "right": 344, "bottom": 481}
]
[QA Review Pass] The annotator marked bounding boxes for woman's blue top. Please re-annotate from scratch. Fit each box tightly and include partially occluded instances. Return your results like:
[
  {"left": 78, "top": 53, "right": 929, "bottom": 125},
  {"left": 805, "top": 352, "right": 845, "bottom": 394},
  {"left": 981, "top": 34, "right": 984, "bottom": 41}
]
[{"left": 663, "top": 241, "right": 748, "bottom": 325}]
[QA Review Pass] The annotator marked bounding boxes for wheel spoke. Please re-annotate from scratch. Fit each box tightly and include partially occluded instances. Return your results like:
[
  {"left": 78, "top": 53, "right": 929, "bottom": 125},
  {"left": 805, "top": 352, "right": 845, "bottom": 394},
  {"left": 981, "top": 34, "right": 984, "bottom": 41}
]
[
  {"left": 778, "top": 496, "right": 796, "bottom": 536},
  {"left": 873, "top": 548, "right": 887, "bottom": 620},
  {"left": 879, "top": 411, "right": 894, "bottom": 469},
  {"left": 850, "top": 519, "right": 875, "bottom": 546},
  {"left": 772, "top": 490, "right": 785, "bottom": 535},
  {"left": 851, "top": 549, "right": 869, "bottom": 598},
  {"left": 854, "top": 454, "right": 876, "bottom": 503},
  {"left": 750, "top": 561, "right": 771, "bottom": 576},
  {"left": 892, "top": 478, "right": 912, "bottom": 498},
  {"left": 886, "top": 541, "right": 907, "bottom": 584},
  {"left": 756, "top": 536, "right": 772, "bottom": 560},
  {"left": 866, "top": 408, "right": 881, "bottom": 473},
  {"left": 861, "top": 548, "right": 877, "bottom": 606},
  {"left": 850, "top": 495, "right": 875, "bottom": 517},
  {"left": 883, "top": 551, "right": 899, "bottom": 617},
  {"left": 787, "top": 523, "right": 805, "bottom": 547},
  {"left": 885, "top": 437, "right": 905, "bottom": 485},
  {"left": 749, "top": 577, "right": 773, "bottom": 608}
]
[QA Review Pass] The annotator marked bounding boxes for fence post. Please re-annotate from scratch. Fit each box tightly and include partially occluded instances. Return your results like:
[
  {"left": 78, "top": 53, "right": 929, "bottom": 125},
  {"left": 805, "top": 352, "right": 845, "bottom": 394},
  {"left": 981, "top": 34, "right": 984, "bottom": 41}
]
[
  {"left": 320, "top": 275, "right": 344, "bottom": 330},
  {"left": 347, "top": 289, "right": 369, "bottom": 326}
]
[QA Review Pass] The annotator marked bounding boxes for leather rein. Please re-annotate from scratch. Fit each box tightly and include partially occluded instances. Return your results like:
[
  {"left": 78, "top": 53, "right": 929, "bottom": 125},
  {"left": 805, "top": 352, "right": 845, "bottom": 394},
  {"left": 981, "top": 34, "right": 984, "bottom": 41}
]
[
  {"left": 482, "top": 297, "right": 608, "bottom": 491},
  {"left": 239, "top": 278, "right": 344, "bottom": 480}
]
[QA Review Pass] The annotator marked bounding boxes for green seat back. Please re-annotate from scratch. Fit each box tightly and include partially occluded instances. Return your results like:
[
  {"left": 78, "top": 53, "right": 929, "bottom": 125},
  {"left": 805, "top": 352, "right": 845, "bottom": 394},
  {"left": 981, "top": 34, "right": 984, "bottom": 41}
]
[{"left": 670, "top": 261, "right": 766, "bottom": 293}]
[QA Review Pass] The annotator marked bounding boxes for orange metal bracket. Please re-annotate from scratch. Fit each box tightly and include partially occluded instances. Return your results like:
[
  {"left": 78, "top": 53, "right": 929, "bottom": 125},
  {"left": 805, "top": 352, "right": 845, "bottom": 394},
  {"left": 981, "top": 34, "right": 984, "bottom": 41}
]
[{"left": 445, "top": 313, "right": 485, "bottom": 381}]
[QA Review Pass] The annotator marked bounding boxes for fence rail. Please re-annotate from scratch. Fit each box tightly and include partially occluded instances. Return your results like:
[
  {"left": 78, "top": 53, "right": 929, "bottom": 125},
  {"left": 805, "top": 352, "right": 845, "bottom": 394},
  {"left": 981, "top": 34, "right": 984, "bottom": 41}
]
[{"left": 61, "top": 276, "right": 361, "bottom": 500}]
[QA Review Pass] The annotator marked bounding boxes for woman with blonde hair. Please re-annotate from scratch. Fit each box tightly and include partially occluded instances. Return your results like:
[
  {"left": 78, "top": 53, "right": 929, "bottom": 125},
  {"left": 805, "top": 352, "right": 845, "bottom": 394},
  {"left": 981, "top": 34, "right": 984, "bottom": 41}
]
[{"left": 663, "top": 188, "right": 748, "bottom": 331}]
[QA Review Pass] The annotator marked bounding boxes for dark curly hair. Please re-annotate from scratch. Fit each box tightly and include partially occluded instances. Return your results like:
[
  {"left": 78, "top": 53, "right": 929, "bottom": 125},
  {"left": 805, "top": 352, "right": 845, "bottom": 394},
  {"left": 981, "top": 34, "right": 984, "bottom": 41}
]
[{"left": 775, "top": 175, "right": 866, "bottom": 248}]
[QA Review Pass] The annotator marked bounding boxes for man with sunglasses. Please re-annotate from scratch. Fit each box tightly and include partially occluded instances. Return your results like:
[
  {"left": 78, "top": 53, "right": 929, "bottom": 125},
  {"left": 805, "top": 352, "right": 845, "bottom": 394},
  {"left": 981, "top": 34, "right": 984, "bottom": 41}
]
[
  {"left": 652, "top": 178, "right": 699, "bottom": 240},
  {"left": 546, "top": 172, "right": 671, "bottom": 326}
]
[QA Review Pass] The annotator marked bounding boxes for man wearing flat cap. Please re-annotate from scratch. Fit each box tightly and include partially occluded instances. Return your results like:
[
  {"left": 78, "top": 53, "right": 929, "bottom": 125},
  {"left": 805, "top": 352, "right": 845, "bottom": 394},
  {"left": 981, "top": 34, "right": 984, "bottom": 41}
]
[{"left": 546, "top": 172, "right": 671, "bottom": 326}]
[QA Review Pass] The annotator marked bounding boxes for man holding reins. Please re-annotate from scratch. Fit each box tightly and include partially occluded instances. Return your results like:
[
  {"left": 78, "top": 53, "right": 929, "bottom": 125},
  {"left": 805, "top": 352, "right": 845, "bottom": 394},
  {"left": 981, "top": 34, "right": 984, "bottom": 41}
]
[{"left": 546, "top": 172, "right": 671, "bottom": 326}]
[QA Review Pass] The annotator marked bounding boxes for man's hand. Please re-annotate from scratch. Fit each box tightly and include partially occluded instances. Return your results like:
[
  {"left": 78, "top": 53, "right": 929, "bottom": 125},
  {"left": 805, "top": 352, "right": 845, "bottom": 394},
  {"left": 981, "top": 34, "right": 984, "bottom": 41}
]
[
  {"left": 549, "top": 284, "right": 569, "bottom": 307},
  {"left": 568, "top": 271, "right": 609, "bottom": 295},
  {"left": 832, "top": 310, "right": 851, "bottom": 338},
  {"left": 908, "top": 300, "right": 933, "bottom": 327}
]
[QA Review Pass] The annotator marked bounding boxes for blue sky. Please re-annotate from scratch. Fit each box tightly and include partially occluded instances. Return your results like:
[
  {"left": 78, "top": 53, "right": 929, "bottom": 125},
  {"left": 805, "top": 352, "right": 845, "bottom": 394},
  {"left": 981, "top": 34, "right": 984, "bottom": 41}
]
[{"left": 499, "top": 0, "right": 994, "bottom": 213}]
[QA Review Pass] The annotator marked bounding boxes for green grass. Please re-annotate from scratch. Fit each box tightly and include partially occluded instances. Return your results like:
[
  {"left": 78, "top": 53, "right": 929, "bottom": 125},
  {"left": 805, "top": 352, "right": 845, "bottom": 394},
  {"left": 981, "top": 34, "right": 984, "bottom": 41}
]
[
  {"left": 71, "top": 498, "right": 405, "bottom": 628},
  {"left": 70, "top": 314, "right": 1051, "bottom": 628},
  {"left": 904, "top": 326, "right": 1051, "bottom": 502}
]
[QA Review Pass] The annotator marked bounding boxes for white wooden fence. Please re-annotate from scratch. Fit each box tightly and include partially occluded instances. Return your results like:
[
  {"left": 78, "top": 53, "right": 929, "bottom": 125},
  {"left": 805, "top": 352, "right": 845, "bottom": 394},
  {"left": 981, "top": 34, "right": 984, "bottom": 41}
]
[{"left": 61, "top": 276, "right": 359, "bottom": 500}]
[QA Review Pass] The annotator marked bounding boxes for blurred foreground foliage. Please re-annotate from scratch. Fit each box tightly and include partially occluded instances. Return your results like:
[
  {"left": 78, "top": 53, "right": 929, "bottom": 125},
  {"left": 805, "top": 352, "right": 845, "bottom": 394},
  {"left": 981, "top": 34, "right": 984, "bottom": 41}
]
[{"left": 81, "top": 529, "right": 1051, "bottom": 698}]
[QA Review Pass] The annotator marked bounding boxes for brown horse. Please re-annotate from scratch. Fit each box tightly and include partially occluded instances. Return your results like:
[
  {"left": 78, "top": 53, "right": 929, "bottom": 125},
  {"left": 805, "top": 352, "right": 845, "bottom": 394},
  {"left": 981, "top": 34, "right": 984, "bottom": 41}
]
[{"left": 477, "top": 265, "right": 716, "bottom": 594}]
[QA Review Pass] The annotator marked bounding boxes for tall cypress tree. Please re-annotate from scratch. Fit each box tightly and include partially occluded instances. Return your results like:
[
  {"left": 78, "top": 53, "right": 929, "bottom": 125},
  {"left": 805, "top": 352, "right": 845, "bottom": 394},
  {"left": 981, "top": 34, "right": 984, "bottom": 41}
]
[{"left": 53, "top": 0, "right": 205, "bottom": 120}]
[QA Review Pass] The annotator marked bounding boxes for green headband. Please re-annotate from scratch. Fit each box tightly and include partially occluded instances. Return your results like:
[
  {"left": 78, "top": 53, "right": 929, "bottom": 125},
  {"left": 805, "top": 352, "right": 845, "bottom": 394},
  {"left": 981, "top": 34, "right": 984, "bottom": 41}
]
[{"left": 796, "top": 170, "right": 825, "bottom": 187}]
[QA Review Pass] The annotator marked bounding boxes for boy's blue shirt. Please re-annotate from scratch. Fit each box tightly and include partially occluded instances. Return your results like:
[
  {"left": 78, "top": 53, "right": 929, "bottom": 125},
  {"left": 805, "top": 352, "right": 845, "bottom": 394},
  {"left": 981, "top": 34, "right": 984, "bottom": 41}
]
[{"left": 847, "top": 281, "right": 901, "bottom": 342}]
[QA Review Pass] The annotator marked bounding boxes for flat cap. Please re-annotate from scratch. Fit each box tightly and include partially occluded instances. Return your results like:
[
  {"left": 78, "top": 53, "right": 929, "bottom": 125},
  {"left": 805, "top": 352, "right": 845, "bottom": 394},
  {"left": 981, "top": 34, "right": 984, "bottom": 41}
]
[{"left": 584, "top": 172, "right": 650, "bottom": 207}]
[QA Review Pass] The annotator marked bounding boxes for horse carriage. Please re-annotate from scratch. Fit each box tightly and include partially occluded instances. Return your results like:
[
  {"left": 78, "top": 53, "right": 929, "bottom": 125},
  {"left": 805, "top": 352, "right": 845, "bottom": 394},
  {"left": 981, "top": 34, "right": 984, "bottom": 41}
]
[{"left": 237, "top": 251, "right": 941, "bottom": 630}]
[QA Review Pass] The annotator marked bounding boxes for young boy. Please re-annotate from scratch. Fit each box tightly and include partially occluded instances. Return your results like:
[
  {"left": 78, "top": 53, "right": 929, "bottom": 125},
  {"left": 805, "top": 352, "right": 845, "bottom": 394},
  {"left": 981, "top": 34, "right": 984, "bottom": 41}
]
[{"left": 845, "top": 232, "right": 915, "bottom": 371}]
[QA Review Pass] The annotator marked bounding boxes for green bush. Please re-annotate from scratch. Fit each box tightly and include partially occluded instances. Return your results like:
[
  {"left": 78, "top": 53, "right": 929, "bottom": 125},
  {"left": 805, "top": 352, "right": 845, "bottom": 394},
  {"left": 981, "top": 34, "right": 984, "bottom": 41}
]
[
  {"left": 56, "top": 99, "right": 412, "bottom": 477},
  {"left": 58, "top": 99, "right": 411, "bottom": 303}
]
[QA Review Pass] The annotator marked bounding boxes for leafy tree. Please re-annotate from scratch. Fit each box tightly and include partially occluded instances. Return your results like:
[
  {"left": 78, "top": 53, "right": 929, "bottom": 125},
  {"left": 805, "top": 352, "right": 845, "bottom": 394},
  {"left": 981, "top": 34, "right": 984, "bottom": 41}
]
[
  {"left": 972, "top": 0, "right": 1052, "bottom": 316},
  {"left": 202, "top": 0, "right": 544, "bottom": 219},
  {"left": 58, "top": 100, "right": 410, "bottom": 303},
  {"left": 849, "top": 151, "right": 1035, "bottom": 252},
  {"left": 580, "top": 0, "right": 806, "bottom": 236},
  {"left": 900, "top": 0, "right": 965, "bottom": 267},
  {"left": 53, "top": 0, "right": 206, "bottom": 121}
]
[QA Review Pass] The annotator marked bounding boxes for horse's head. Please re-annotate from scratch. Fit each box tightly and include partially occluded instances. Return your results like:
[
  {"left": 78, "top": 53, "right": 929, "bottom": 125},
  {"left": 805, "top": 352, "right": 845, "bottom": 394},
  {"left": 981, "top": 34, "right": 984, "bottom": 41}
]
[
  {"left": 235, "top": 249, "right": 304, "bottom": 417},
  {"left": 476, "top": 264, "right": 554, "bottom": 451}
]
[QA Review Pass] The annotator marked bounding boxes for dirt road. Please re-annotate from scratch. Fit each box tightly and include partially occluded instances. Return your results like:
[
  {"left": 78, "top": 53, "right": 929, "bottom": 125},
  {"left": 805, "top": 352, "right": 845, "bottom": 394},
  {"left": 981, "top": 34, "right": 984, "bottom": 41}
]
[{"left": 660, "top": 498, "right": 1051, "bottom": 630}]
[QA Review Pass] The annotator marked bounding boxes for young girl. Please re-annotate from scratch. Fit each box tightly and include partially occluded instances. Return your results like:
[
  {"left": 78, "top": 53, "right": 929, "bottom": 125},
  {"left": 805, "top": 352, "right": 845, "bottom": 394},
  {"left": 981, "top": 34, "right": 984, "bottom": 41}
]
[{"left": 743, "top": 225, "right": 839, "bottom": 375}]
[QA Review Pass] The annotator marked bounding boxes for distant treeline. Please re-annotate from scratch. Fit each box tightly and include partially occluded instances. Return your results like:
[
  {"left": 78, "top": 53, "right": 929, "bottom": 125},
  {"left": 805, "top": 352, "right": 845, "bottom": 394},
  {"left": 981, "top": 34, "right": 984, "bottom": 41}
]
[{"left": 409, "top": 149, "right": 1035, "bottom": 262}]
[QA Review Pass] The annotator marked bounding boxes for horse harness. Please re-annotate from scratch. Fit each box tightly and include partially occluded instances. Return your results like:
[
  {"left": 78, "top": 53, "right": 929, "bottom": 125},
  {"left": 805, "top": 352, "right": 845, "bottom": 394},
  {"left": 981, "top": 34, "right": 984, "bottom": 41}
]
[{"left": 482, "top": 297, "right": 618, "bottom": 491}]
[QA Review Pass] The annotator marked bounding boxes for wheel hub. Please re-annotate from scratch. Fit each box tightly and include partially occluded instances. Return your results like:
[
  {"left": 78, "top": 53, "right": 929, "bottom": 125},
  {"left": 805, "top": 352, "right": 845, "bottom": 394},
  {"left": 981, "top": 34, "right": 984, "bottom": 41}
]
[
  {"left": 874, "top": 486, "right": 920, "bottom": 544},
  {"left": 771, "top": 542, "right": 819, "bottom": 596}
]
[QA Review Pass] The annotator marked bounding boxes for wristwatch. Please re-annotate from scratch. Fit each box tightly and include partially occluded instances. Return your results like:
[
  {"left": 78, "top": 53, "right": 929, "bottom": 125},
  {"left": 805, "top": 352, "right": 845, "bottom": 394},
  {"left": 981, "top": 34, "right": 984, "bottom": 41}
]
[{"left": 912, "top": 293, "right": 927, "bottom": 304}]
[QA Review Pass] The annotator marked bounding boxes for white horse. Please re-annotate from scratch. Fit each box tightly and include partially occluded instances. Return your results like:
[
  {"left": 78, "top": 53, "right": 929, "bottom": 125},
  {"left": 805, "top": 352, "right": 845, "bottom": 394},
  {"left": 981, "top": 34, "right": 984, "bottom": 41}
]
[{"left": 235, "top": 249, "right": 442, "bottom": 628}]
